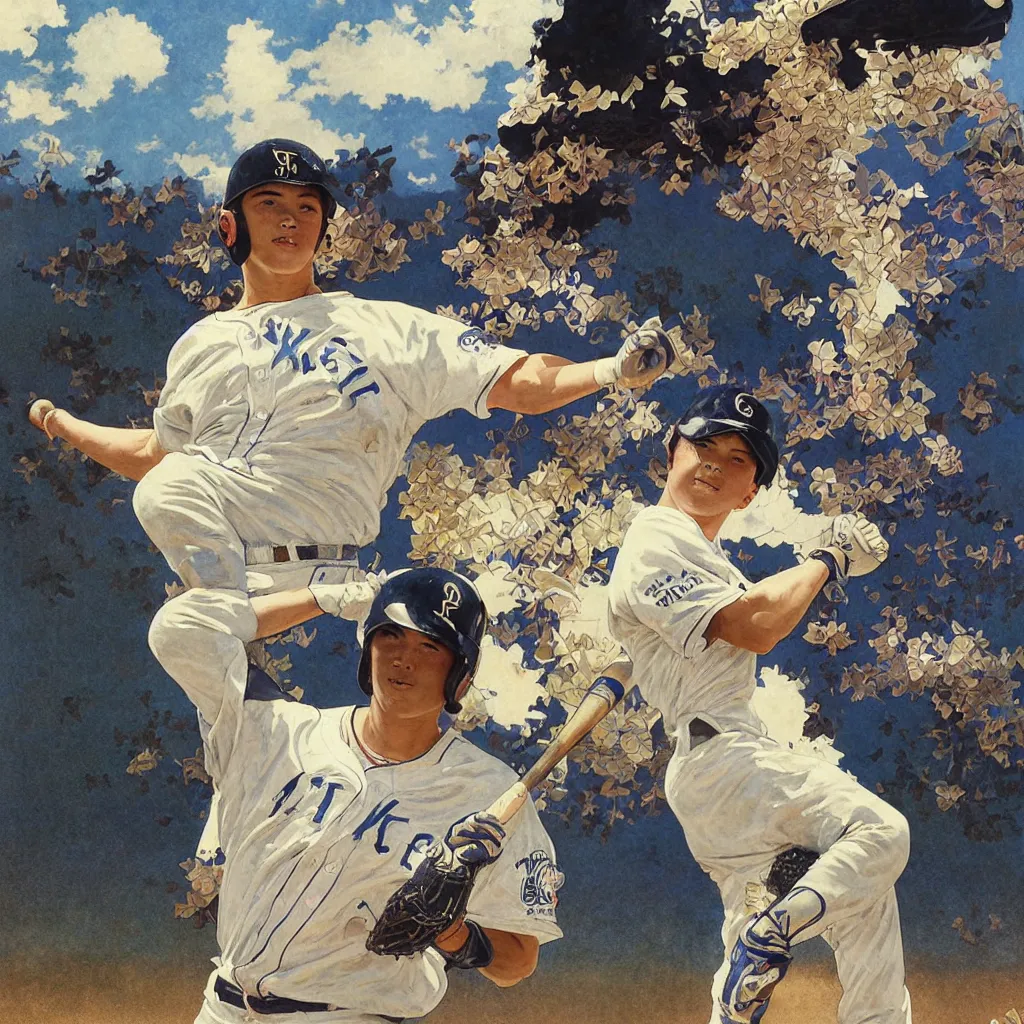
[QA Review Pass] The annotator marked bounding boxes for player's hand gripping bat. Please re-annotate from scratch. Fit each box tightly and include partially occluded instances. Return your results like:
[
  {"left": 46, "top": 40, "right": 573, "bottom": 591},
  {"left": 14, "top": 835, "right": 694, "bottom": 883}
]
[{"left": 365, "top": 661, "right": 632, "bottom": 958}]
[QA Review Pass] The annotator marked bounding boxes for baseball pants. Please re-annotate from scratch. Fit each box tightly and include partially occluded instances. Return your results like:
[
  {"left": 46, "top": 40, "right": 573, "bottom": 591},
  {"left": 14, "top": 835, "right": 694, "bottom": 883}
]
[
  {"left": 665, "top": 731, "right": 912, "bottom": 1024},
  {"left": 134, "top": 450, "right": 360, "bottom": 864},
  {"left": 195, "top": 971, "right": 403, "bottom": 1024}
]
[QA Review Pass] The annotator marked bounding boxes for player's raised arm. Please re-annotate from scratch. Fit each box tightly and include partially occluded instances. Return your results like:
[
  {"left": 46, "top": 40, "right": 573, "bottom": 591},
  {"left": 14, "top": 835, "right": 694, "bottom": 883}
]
[
  {"left": 248, "top": 575, "right": 385, "bottom": 639},
  {"left": 27, "top": 399, "right": 167, "bottom": 481},
  {"left": 705, "top": 514, "right": 889, "bottom": 655},
  {"left": 487, "top": 316, "right": 671, "bottom": 414}
]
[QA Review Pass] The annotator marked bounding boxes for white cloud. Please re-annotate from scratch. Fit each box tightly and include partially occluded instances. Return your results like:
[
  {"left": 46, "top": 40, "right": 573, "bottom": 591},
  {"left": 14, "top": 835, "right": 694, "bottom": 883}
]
[
  {"left": 719, "top": 468, "right": 831, "bottom": 552},
  {"left": 63, "top": 8, "right": 169, "bottom": 110},
  {"left": 192, "top": 19, "right": 363, "bottom": 160},
  {"left": 0, "top": 0, "right": 67, "bottom": 58},
  {"left": 1, "top": 78, "right": 67, "bottom": 124},
  {"left": 752, "top": 666, "right": 845, "bottom": 767},
  {"left": 136, "top": 136, "right": 162, "bottom": 153},
  {"left": 409, "top": 133, "right": 434, "bottom": 159},
  {"left": 471, "top": 637, "right": 549, "bottom": 730},
  {"left": 172, "top": 151, "right": 233, "bottom": 196},
  {"left": 407, "top": 170, "right": 437, "bottom": 186},
  {"left": 291, "top": 0, "right": 560, "bottom": 112},
  {"left": 20, "top": 130, "right": 75, "bottom": 167}
]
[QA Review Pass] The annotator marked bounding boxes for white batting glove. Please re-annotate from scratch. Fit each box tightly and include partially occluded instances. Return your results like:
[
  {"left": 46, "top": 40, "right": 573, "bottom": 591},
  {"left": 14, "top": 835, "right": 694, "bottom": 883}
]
[
  {"left": 310, "top": 571, "right": 386, "bottom": 622},
  {"left": 595, "top": 317, "right": 671, "bottom": 389},
  {"left": 828, "top": 513, "right": 889, "bottom": 577},
  {"left": 444, "top": 812, "right": 507, "bottom": 867}
]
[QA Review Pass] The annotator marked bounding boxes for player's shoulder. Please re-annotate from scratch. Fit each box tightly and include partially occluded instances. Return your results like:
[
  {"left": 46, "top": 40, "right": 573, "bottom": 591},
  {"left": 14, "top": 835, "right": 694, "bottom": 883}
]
[
  {"left": 438, "top": 732, "right": 520, "bottom": 787},
  {"left": 622, "top": 503, "right": 705, "bottom": 554},
  {"left": 163, "top": 314, "right": 220, "bottom": 370}
]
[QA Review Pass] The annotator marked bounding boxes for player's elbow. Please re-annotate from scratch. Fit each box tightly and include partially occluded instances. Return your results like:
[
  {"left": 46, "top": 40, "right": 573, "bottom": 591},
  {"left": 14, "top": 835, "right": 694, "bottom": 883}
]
[
  {"left": 706, "top": 605, "right": 779, "bottom": 656},
  {"left": 482, "top": 932, "right": 539, "bottom": 987}
]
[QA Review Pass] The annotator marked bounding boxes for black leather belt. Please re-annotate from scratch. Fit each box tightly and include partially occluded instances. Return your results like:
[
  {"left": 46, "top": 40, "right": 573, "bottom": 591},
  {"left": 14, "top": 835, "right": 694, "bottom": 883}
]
[
  {"left": 688, "top": 717, "right": 720, "bottom": 749},
  {"left": 273, "top": 543, "right": 358, "bottom": 563},
  {"left": 214, "top": 976, "right": 404, "bottom": 1021}
]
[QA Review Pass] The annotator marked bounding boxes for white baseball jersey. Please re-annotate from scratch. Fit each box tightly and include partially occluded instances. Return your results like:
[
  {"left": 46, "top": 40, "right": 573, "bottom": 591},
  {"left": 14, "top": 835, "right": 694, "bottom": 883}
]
[
  {"left": 608, "top": 504, "right": 912, "bottom": 1024},
  {"left": 198, "top": 679, "right": 562, "bottom": 1020},
  {"left": 607, "top": 504, "right": 765, "bottom": 739},
  {"left": 152, "top": 292, "right": 527, "bottom": 547}
]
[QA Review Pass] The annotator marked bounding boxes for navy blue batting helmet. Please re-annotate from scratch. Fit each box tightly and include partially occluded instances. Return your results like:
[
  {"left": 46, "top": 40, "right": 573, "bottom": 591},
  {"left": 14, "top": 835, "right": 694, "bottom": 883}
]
[
  {"left": 668, "top": 385, "right": 780, "bottom": 488},
  {"left": 358, "top": 568, "right": 487, "bottom": 715},
  {"left": 218, "top": 138, "right": 339, "bottom": 265}
]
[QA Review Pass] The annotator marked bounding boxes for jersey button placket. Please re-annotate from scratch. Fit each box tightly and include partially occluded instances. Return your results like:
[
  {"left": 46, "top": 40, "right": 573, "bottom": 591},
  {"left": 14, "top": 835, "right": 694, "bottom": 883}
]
[{"left": 243, "top": 319, "right": 275, "bottom": 457}]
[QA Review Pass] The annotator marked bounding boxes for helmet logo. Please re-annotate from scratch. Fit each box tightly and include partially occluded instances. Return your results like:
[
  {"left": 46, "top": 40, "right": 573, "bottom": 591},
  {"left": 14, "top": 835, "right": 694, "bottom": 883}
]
[
  {"left": 438, "top": 581, "right": 462, "bottom": 624},
  {"left": 735, "top": 393, "right": 755, "bottom": 418},
  {"left": 272, "top": 149, "right": 299, "bottom": 177}
]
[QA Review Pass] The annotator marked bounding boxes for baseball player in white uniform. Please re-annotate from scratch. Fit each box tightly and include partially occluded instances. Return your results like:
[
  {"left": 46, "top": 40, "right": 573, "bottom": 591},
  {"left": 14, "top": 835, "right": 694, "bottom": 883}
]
[
  {"left": 27, "top": 138, "right": 670, "bottom": 869},
  {"left": 147, "top": 564, "right": 562, "bottom": 1023},
  {"left": 607, "top": 385, "right": 911, "bottom": 1024}
]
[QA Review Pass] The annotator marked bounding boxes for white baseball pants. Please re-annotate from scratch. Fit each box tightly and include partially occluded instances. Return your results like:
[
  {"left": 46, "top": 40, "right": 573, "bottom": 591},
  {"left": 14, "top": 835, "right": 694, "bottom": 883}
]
[
  {"left": 666, "top": 731, "right": 912, "bottom": 1024},
  {"left": 135, "top": 451, "right": 359, "bottom": 865}
]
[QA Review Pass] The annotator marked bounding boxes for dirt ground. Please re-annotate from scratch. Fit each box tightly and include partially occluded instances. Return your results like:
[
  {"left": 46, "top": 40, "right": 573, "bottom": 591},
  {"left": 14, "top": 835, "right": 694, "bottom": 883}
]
[{"left": 1, "top": 959, "right": 1019, "bottom": 1024}]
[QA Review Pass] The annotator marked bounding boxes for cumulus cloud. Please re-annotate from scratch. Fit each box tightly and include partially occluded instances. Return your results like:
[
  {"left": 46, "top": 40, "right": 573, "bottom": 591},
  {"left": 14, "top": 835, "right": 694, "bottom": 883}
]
[
  {"left": 20, "top": 130, "right": 74, "bottom": 167},
  {"left": 472, "top": 637, "right": 549, "bottom": 731},
  {"left": 409, "top": 133, "right": 435, "bottom": 160},
  {"left": 172, "top": 151, "right": 233, "bottom": 196},
  {"left": 136, "top": 136, "right": 162, "bottom": 153},
  {"left": 1, "top": 78, "right": 67, "bottom": 124},
  {"left": 1, "top": 0, "right": 67, "bottom": 58},
  {"left": 720, "top": 468, "right": 831, "bottom": 552},
  {"left": 63, "top": 8, "right": 169, "bottom": 109},
  {"left": 407, "top": 170, "right": 437, "bottom": 186},
  {"left": 291, "top": 0, "right": 560, "bottom": 112},
  {"left": 752, "top": 666, "right": 845, "bottom": 768},
  {"left": 192, "top": 19, "right": 364, "bottom": 161}
]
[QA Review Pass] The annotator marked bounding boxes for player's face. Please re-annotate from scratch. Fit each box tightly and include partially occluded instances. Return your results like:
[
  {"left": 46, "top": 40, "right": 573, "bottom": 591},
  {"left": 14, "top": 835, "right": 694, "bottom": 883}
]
[
  {"left": 368, "top": 624, "right": 457, "bottom": 719},
  {"left": 665, "top": 433, "right": 759, "bottom": 520},
  {"left": 240, "top": 183, "right": 324, "bottom": 273}
]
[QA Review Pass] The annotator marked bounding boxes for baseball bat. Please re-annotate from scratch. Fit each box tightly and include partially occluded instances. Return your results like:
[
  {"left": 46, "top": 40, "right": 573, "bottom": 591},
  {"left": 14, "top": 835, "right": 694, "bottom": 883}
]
[{"left": 485, "top": 659, "right": 632, "bottom": 826}]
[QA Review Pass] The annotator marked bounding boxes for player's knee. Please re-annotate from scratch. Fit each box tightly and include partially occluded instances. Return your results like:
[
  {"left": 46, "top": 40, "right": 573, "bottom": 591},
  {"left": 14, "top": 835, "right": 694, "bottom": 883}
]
[
  {"left": 147, "top": 592, "right": 211, "bottom": 668},
  {"left": 131, "top": 470, "right": 160, "bottom": 535},
  {"left": 147, "top": 600, "right": 182, "bottom": 670},
  {"left": 880, "top": 805, "right": 911, "bottom": 877}
]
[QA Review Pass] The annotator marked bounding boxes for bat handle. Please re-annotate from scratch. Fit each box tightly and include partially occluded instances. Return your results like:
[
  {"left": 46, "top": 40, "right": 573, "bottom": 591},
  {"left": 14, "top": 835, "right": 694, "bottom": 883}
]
[{"left": 490, "top": 782, "right": 529, "bottom": 827}]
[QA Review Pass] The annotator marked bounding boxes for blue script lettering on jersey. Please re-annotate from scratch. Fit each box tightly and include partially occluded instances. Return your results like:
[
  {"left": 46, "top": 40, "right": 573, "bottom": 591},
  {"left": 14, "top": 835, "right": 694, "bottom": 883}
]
[
  {"left": 265, "top": 319, "right": 313, "bottom": 372},
  {"left": 515, "top": 850, "right": 564, "bottom": 918},
  {"left": 643, "top": 570, "right": 704, "bottom": 607},
  {"left": 400, "top": 832, "right": 435, "bottom": 871},
  {"left": 263, "top": 322, "right": 381, "bottom": 404},
  {"left": 353, "top": 799, "right": 411, "bottom": 854},
  {"left": 268, "top": 772, "right": 346, "bottom": 824}
]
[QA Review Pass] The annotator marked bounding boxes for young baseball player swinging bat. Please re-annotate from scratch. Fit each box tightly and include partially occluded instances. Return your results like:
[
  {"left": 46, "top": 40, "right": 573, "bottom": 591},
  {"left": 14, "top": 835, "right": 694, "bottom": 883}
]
[{"left": 366, "top": 661, "right": 630, "bottom": 959}]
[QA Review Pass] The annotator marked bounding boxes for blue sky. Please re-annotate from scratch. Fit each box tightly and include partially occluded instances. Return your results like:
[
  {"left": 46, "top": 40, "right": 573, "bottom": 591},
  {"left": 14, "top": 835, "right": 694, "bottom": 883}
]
[
  {"left": 0, "top": 0, "right": 566, "bottom": 195},
  {"left": 5, "top": 0, "right": 1019, "bottom": 200}
]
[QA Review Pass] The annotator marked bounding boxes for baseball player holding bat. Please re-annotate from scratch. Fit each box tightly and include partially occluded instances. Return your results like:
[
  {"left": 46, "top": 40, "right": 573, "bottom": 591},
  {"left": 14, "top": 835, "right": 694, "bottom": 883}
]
[
  {"left": 149, "top": 564, "right": 574, "bottom": 1023},
  {"left": 26, "top": 138, "right": 670, "bottom": 869},
  {"left": 607, "top": 385, "right": 911, "bottom": 1024}
]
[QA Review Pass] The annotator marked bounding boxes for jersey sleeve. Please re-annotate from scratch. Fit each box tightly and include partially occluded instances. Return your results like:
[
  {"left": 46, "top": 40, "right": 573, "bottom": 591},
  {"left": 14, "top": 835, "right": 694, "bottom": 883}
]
[
  {"left": 464, "top": 797, "right": 563, "bottom": 944},
  {"left": 152, "top": 329, "right": 198, "bottom": 452},
  {"left": 620, "top": 511, "right": 746, "bottom": 659},
  {"left": 363, "top": 301, "right": 527, "bottom": 421}
]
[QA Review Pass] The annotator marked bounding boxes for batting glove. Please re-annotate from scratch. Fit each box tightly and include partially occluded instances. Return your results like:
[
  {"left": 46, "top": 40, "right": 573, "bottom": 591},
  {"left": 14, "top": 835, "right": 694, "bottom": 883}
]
[
  {"left": 825, "top": 513, "right": 889, "bottom": 578},
  {"left": 595, "top": 316, "right": 672, "bottom": 389},
  {"left": 444, "top": 812, "right": 507, "bottom": 867},
  {"left": 310, "top": 571, "right": 386, "bottom": 622}
]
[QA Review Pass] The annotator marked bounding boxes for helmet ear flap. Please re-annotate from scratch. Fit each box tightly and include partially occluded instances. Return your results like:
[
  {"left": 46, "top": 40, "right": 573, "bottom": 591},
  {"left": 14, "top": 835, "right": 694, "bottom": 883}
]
[{"left": 444, "top": 669, "right": 471, "bottom": 715}]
